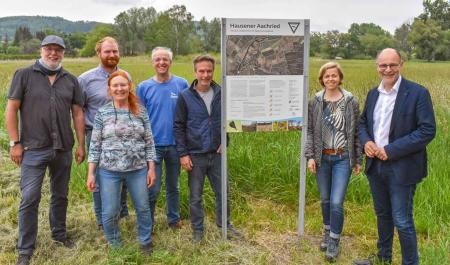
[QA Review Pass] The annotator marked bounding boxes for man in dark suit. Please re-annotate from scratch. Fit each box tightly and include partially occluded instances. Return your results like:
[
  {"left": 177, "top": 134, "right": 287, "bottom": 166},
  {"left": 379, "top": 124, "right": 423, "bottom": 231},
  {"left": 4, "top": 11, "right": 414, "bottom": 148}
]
[{"left": 354, "top": 48, "right": 436, "bottom": 265}]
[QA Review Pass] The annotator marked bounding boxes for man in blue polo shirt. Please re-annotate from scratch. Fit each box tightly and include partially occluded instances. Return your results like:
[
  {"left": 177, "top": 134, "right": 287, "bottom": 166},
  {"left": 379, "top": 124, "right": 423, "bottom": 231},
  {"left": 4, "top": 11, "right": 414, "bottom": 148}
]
[
  {"left": 78, "top": 36, "right": 129, "bottom": 229},
  {"left": 137, "top": 47, "right": 189, "bottom": 230}
]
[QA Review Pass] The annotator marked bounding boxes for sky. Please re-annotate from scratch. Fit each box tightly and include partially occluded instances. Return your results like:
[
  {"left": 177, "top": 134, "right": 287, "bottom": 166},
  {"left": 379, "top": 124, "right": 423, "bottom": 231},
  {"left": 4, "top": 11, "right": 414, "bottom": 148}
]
[{"left": 0, "top": 0, "right": 424, "bottom": 33}]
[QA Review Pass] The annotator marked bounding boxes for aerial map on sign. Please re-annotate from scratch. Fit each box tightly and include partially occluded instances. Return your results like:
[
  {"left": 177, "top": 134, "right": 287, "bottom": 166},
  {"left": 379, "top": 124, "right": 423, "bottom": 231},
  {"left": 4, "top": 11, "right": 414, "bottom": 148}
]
[{"left": 226, "top": 35, "right": 304, "bottom": 76}]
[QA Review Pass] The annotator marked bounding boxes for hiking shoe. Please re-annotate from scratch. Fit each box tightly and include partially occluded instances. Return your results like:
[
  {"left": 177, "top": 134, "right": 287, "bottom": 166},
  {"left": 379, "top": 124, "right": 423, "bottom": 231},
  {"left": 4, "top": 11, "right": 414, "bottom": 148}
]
[
  {"left": 168, "top": 221, "right": 182, "bottom": 230},
  {"left": 140, "top": 242, "right": 154, "bottom": 255},
  {"left": 54, "top": 237, "right": 76, "bottom": 249},
  {"left": 15, "top": 255, "right": 31, "bottom": 265},
  {"left": 320, "top": 229, "right": 330, "bottom": 252},
  {"left": 227, "top": 226, "right": 244, "bottom": 240},
  {"left": 325, "top": 237, "right": 340, "bottom": 262},
  {"left": 192, "top": 230, "right": 204, "bottom": 243}
]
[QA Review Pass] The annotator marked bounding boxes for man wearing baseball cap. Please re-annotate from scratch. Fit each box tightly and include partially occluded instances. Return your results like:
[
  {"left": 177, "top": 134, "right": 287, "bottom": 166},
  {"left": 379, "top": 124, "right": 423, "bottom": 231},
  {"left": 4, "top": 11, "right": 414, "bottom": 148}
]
[
  {"left": 41, "top": 34, "right": 66, "bottom": 49},
  {"left": 5, "top": 35, "right": 85, "bottom": 265}
]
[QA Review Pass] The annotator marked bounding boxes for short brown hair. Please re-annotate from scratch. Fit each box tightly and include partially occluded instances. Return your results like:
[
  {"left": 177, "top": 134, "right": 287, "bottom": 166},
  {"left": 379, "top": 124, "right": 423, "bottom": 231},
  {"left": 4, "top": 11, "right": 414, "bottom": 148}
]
[
  {"left": 193, "top": 54, "right": 215, "bottom": 71},
  {"left": 95, "top": 36, "right": 118, "bottom": 53},
  {"left": 318, "top": 62, "right": 344, "bottom": 87}
]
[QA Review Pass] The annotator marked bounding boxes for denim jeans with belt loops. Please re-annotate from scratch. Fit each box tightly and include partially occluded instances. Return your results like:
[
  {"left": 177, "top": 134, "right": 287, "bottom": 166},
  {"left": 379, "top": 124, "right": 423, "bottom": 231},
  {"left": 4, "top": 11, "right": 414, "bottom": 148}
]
[
  {"left": 315, "top": 151, "right": 351, "bottom": 238},
  {"left": 97, "top": 167, "right": 152, "bottom": 246}
]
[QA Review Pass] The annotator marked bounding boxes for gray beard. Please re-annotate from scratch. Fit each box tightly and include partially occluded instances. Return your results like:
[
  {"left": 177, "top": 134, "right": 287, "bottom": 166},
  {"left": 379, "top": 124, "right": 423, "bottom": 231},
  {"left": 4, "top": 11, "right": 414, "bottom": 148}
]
[{"left": 39, "top": 58, "right": 62, "bottom": 71}]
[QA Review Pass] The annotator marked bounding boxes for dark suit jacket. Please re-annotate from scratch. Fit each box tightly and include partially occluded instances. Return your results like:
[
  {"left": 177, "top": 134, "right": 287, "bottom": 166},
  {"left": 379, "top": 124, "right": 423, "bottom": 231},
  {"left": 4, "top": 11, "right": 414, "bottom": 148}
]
[{"left": 359, "top": 77, "right": 436, "bottom": 185}]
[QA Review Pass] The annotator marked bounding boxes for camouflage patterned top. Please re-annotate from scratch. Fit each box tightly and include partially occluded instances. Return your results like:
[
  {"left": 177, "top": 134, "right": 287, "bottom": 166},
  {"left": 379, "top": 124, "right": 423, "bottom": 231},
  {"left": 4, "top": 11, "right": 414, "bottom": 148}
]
[{"left": 88, "top": 102, "right": 156, "bottom": 172}]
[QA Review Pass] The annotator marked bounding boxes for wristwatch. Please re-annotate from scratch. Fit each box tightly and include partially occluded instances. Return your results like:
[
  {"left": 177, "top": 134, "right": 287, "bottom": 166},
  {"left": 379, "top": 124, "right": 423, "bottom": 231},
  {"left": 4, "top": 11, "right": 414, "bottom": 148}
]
[{"left": 9, "top": 140, "right": 20, "bottom": 147}]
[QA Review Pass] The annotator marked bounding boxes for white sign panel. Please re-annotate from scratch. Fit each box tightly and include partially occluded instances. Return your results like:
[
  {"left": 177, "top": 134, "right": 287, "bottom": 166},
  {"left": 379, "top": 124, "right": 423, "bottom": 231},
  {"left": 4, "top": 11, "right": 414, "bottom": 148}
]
[
  {"left": 226, "top": 75, "right": 303, "bottom": 121},
  {"left": 224, "top": 18, "right": 306, "bottom": 132}
]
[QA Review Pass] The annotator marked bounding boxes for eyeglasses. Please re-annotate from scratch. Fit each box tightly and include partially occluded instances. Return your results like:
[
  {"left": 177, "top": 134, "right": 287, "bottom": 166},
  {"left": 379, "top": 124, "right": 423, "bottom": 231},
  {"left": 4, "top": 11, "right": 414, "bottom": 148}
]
[
  {"left": 377, "top": 63, "right": 400, "bottom": 70},
  {"left": 153, "top": 57, "right": 171, "bottom": 63},
  {"left": 110, "top": 83, "right": 129, "bottom": 88},
  {"left": 43, "top": 46, "right": 64, "bottom": 54}
]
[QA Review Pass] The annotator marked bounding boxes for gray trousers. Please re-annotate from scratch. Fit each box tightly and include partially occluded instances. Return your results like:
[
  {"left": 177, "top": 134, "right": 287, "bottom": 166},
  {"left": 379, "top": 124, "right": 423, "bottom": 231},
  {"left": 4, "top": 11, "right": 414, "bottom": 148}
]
[
  {"left": 188, "top": 152, "right": 230, "bottom": 231},
  {"left": 17, "top": 148, "right": 72, "bottom": 256}
]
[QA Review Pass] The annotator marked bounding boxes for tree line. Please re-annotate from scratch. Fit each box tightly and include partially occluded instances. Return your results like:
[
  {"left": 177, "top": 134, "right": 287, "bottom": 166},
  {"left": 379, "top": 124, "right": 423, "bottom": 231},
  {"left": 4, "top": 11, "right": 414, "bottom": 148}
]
[
  {"left": 80, "top": 5, "right": 220, "bottom": 57},
  {"left": 0, "top": 5, "right": 220, "bottom": 58},
  {"left": 1, "top": 0, "right": 449, "bottom": 61},
  {"left": 311, "top": 0, "right": 450, "bottom": 61},
  {"left": 1, "top": 26, "right": 88, "bottom": 57}
]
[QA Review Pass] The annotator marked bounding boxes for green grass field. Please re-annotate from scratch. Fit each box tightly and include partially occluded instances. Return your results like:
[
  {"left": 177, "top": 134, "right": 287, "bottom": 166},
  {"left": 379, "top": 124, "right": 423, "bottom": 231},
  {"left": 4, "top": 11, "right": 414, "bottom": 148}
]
[{"left": 0, "top": 56, "right": 449, "bottom": 264}]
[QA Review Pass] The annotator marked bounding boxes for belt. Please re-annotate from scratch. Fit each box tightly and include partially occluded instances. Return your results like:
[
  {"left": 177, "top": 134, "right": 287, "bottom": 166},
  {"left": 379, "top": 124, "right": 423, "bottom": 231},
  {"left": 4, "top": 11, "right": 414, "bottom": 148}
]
[{"left": 322, "top": 148, "right": 345, "bottom": 155}]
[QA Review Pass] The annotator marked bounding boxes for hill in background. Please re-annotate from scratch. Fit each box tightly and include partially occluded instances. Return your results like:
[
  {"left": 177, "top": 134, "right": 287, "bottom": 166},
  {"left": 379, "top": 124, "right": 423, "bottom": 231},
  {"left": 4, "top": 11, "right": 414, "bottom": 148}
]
[{"left": 0, "top": 15, "right": 102, "bottom": 40}]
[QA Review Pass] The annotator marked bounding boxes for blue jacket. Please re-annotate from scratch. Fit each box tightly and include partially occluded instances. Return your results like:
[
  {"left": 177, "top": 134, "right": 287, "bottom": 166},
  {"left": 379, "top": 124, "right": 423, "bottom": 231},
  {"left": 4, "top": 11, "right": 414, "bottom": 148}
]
[
  {"left": 173, "top": 80, "right": 221, "bottom": 157},
  {"left": 359, "top": 78, "right": 436, "bottom": 185}
]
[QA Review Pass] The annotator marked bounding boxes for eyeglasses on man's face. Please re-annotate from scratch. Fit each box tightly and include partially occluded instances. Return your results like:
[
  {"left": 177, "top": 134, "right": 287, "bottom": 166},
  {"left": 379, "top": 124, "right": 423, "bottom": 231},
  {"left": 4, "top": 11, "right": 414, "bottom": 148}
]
[
  {"left": 377, "top": 63, "right": 400, "bottom": 70},
  {"left": 42, "top": 46, "right": 64, "bottom": 54}
]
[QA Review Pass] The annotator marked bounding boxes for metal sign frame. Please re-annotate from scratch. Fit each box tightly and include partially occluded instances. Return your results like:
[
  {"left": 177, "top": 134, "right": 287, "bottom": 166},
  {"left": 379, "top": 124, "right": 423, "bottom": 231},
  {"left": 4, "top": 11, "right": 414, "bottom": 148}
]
[{"left": 220, "top": 18, "right": 310, "bottom": 239}]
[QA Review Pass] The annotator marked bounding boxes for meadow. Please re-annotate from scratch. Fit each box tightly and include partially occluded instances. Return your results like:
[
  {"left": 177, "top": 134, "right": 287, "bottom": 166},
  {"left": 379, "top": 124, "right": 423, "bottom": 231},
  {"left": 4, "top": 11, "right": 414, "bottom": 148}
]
[{"left": 0, "top": 56, "right": 449, "bottom": 265}]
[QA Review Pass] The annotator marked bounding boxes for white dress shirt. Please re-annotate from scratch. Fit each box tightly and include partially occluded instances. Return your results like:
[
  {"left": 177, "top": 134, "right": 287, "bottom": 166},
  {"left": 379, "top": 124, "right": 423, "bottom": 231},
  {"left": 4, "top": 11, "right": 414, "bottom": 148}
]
[{"left": 373, "top": 76, "right": 402, "bottom": 148}]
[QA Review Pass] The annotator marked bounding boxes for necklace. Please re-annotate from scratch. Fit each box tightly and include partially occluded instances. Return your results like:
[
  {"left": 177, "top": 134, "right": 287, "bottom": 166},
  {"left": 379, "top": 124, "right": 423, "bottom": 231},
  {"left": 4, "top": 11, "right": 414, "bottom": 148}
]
[{"left": 112, "top": 102, "right": 136, "bottom": 140}]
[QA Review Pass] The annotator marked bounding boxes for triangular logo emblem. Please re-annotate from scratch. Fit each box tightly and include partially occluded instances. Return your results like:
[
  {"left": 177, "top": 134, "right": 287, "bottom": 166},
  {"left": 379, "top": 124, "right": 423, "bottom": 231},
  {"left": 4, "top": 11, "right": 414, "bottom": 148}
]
[{"left": 288, "top": 22, "right": 300, "bottom": 34}]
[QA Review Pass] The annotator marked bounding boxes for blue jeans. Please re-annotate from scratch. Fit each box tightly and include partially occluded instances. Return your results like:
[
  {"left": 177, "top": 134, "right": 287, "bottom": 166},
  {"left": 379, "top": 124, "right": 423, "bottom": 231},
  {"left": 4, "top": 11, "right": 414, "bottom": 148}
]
[
  {"left": 188, "top": 153, "right": 230, "bottom": 231},
  {"left": 86, "top": 129, "right": 128, "bottom": 226},
  {"left": 315, "top": 152, "right": 351, "bottom": 238},
  {"left": 18, "top": 148, "right": 72, "bottom": 256},
  {"left": 368, "top": 160, "right": 418, "bottom": 265},
  {"left": 148, "top": 146, "right": 181, "bottom": 225},
  {"left": 97, "top": 168, "right": 152, "bottom": 246}
]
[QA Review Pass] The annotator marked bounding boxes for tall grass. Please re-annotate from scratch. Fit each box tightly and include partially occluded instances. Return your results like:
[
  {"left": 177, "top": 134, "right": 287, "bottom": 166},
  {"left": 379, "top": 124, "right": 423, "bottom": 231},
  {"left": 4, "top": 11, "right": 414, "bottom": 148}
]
[{"left": 0, "top": 56, "right": 449, "bottom": 264}]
